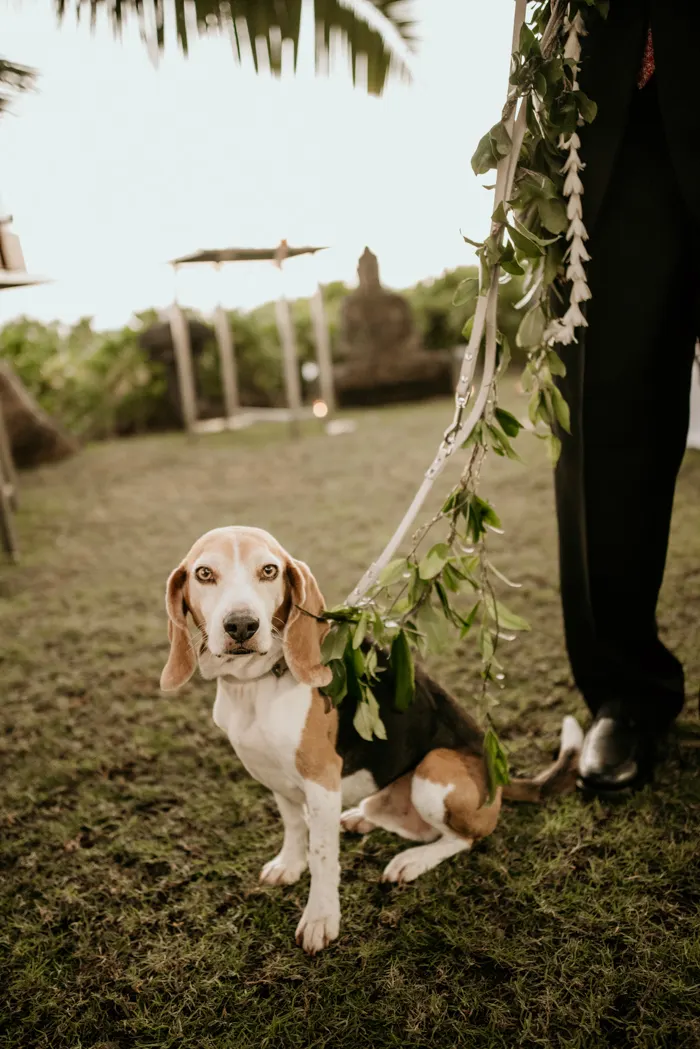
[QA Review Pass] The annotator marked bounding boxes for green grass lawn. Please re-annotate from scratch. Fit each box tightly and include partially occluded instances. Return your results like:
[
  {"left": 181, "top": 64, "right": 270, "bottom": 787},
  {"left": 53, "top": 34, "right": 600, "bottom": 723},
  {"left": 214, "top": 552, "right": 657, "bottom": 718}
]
[{"left": 2, "top": 392, "right": 700, "bottom": 1049}]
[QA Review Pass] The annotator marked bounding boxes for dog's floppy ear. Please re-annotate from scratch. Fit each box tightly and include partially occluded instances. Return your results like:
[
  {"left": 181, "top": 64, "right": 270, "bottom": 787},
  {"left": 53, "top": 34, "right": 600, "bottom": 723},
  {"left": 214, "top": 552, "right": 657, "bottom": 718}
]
[
  {"left": 283, "top": 559, "right": 332, "bottom": 688},
  {"left": 160, "top": 563, "right": 197, "bottom": 692}
]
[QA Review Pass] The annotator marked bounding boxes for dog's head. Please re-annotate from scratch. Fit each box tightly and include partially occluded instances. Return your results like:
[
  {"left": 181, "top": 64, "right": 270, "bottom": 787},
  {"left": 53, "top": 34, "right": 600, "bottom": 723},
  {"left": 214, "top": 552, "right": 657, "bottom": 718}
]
[{"left": 160, "top": 526, "right": 332, "bottom": 691}]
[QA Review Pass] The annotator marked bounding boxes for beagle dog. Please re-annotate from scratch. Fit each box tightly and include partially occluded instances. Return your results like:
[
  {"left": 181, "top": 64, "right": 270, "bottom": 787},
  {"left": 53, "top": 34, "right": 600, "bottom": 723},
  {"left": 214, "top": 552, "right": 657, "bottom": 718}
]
[{"left": 161, "top": 526, "right": 583, "bottom": 954}]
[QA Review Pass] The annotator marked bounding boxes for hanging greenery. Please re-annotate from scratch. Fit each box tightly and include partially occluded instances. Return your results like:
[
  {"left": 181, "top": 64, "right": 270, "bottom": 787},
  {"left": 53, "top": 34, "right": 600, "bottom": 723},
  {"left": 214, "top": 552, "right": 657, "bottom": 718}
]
[{"left": 316, "top": 0, "right": 607, "bottom": 796}]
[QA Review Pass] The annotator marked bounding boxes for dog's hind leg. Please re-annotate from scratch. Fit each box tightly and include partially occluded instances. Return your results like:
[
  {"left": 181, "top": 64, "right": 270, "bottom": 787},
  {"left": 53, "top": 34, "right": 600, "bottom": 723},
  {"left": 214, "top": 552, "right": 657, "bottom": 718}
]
[
  {"left": 341, "top": 772, "right": 439, "bottom": 842},
  {"left": 381, "top": 749, "right": 500, "bottom": 884}
]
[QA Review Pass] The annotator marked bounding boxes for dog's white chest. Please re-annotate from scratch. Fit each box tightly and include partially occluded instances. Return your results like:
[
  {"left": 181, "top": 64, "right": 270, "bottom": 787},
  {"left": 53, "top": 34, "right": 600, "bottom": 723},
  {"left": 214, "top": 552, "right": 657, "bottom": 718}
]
[{"left": 213, "top": 675, "right": 311, "bottom": 801}]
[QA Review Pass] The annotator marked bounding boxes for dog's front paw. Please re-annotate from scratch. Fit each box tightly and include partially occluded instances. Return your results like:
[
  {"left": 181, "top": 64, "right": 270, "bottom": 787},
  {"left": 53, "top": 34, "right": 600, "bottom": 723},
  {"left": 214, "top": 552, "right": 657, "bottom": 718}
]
[
  {"left": 259, "top": 854, "right": 307, "bottom": 886},
  {"left": 295, "top": 905, "right": 340, "bottom": 955}
]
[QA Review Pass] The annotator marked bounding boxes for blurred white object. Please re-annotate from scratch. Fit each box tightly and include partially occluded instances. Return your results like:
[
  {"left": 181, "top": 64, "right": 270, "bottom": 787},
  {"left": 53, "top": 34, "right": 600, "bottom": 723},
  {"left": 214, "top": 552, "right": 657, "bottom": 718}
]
[
  {"left": 688, "top": 353, "right": 700, "bottom": 451},
  {"left": 302, "top": 361, "right": 320, "bottom": 382},
  {"left": 326, "top": 419, "right": 357, "bottom": 436}
]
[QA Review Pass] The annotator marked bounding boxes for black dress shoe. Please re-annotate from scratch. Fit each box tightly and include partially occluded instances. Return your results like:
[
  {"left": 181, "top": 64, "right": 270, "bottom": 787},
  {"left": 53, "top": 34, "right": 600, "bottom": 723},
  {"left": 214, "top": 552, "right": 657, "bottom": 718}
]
[{"left": 578, "top": 708, "right": 655, "bottom": 794}]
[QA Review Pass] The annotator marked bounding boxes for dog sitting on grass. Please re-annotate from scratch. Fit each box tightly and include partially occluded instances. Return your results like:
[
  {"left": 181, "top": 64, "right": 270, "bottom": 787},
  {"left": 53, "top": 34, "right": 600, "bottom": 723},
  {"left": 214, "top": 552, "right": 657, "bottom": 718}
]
[{"left": 160, "top": 526, "right": 583, "bottom": 954}]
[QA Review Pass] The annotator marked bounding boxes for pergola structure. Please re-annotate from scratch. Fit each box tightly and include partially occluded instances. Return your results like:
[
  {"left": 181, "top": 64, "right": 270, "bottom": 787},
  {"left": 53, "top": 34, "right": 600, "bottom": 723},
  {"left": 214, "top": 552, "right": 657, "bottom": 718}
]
[
  {"left": 167, "top": 241, "right": 336, "bottom": 436},
  {"left": 0, "top": 217, "right": 51, "bottom": 560}
]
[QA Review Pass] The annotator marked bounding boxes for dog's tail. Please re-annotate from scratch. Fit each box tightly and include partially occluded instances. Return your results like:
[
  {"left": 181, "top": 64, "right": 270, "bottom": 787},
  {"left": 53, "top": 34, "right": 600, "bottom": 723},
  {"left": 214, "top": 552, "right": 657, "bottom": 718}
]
[{"left": 501, "top": 715, "right": 584, "bottom": 803}]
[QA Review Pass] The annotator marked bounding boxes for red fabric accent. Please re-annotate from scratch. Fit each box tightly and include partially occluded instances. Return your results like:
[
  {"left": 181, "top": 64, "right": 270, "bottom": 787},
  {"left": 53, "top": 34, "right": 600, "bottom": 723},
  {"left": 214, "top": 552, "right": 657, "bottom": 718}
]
[{"left": 638, "top": 27, "right": 655, "bottom": 90}]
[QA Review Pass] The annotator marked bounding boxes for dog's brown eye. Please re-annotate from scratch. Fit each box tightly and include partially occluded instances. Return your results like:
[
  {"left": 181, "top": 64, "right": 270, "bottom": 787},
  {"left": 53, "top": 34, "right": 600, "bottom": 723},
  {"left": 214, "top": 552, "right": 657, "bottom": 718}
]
[
  {"left": 261, "top": 564, "right": 279, "bottom": 580},
  {"left": 195, "top": 566, "right": 214, "bottom": 583}
]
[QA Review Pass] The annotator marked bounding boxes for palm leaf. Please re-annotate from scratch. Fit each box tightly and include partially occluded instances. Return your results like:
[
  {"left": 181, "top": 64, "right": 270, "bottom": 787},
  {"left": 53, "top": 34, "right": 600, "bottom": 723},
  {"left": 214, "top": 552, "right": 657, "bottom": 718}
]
[
  {"left": 0, "top": 58, "right": 37, "bottom": 116},
  {"left": 55, "top": 0, "right": 416, "bottom": 94}
]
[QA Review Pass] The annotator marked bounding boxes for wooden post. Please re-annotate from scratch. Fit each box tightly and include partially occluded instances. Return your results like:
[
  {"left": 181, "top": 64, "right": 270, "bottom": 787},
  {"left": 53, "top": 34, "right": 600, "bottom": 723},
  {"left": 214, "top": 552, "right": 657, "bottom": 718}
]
[
  {"left": 213, "top": 263, "right": 240, "bottom": 424},
  {"left": 0, "top": 400, "right": 18, "bottom": 560},
  {"left": 168, "top": 298, "right": 198, "bottom": 434},
  {"left": 0, "top": 397, "right": 18, "bottom": 511},
  {"left": 275, "top": 295, "right": 303, "bottom": 437},
  {"left": 310, "top": 283, "right": 336, "bottom": 416}
]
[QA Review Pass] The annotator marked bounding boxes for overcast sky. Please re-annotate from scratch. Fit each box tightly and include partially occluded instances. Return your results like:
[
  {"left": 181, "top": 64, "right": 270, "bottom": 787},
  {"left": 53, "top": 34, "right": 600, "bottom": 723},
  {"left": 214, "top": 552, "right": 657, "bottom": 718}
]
[{"left": 0, "top": 0, "right": 514, "bottom": 329}]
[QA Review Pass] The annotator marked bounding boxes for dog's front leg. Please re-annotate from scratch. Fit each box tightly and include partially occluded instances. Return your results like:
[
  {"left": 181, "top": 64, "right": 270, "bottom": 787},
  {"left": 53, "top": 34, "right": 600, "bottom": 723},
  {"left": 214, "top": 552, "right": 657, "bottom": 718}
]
[
  {"left": 260, "top": 793, "right": 309, "bottom": 886},
  {"left": 295, "top": 781, "right": 341, "bottom": 955}
]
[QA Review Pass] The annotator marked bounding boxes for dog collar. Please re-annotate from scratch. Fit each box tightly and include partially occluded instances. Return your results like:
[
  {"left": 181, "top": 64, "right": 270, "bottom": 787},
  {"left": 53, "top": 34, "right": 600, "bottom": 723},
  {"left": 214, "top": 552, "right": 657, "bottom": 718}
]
[{"left": 271, "top": 659, "right": 288, "bottom": 679}]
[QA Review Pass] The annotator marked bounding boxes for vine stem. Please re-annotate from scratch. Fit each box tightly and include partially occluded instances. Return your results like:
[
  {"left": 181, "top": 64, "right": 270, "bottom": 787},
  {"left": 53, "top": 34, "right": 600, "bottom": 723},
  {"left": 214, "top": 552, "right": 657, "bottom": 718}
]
[{"left": 346, "top": 0, "right": 547, "bottom": 607}]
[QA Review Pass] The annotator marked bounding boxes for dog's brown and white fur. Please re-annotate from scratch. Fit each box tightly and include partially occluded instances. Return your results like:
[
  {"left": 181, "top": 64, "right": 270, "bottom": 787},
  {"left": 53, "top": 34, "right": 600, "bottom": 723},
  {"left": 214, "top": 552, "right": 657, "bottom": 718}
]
[{"left": 161, "top": 526, "right": 583, "bottom": 954}]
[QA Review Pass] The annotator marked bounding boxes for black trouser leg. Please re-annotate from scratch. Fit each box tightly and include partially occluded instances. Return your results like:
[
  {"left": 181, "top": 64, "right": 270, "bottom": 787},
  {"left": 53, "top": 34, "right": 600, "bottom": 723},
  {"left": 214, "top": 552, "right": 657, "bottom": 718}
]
[{"left": 554, "top": 82, "right": 698, "bottom": 730}]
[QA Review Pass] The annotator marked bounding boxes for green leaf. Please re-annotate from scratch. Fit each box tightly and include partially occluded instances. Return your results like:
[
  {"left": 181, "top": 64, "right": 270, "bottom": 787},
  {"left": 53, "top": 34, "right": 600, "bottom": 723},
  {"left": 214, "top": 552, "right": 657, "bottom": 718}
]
[
  {"left": 516, "top": 305, "right": 546, "bottom": 349},
  {"left": 434, "top": 580, "right": 454, "bottom": 619},
  {"left": 344, "top": 646, "right": 362, "bottom": 702},
  {"left": 378, "top": 558, "right": 410, "bottom": 588},
  {"left": 528, "top": 389, "right": 549, "bottom": 428},
  {"left": 352, "top": 610, "right": 370, "bottom": 649},
  {"left": 408, "top": 572, "right": 430, "bottom": 609},
  {"left": 491, "top": 201, "right": 508, "bottom": 225},
  {"left": 356, "top": 692, "right": 388, "bottom": 742},
  {"left": 353, "top": 695, "right": 378, "bottom": 742},
  {"left": 352, "top": 645, "right": 366, "bottom": 678},
  {"left": 576, "top": 90, "right": 598, "bottom": 123},
  {"left": 537, "top": 197, "right": 568, "bottom": 234},
  {"left": 321, "top": 623, "right": 350, "bottom": 664},
  {"left": 510, "top": 217, "right": 560, "bottom": 248},
  {"left": 462, "top": 314, "right": 475, "bottom": 341},
  {"left": 460, "top": 601, "right": 481, "bottom": 637},
  {"left": 483, "top": 727, "right": 510, "bottom": 805},
  {"left": 518, "top": 22, "right": 536, "bottom": 57},
  {"left": 494, "top": 407, "right": 523, "bottom": 438},
  {"left": 487, "top": 598, "right": 531, "bottom": 632},
  {"left": 479, "top": 495, "right": 502, "bottom": 530},
  {"left": 415, "top": 600, "right": 450, "bottom": 652},
  {"left": 442, "top": 562, "right": 463, "bottom": 593},
  {"left": 452, "top": 277, "right": 478, "bottom": 308},
  {"left": 543, "top": 55, "right": 564, "bottom": 86},
  {"left": 419, "top": 542, "right": 451, "bottom": 581},
  {"left": 508, "top": 223, "right": 544, "bottom": 258},
  {"left": 464, "top": 494, "right": 502, "bottom": 541},
  {"left": 549, "top": 384, "right": 571, "bottom": 432},
  {"left": 373, "top": 610, "right": 387, "bottom": 644},
  {"left": 481, "top": 233, "right": 503, "bottom": 267},
  {"left": 489, "top": 121, "right": 512, "bottom": 158},
  {"left": 471, "top": 131, "right": 498, "bottom": 176},
  {"left": 535, "top": 70, "right": 547, "bottom": 98},
  {"left": 364, "top": 645, "right": 379, "bottom": 679},
  {"left": 373, "top": 714, "right": 387, "bottom": 741},
  {"left": 500, "top": 255, "right": 525, "bottom": 276},
  {"left": 478, "top": 624, "right": 495, "bottom": 664},
  {"left": 487, "top": 423, "right": 522, "bottom": 463},
  {"left": 444, "top": 489, "right": 470, "bottom": 517},
  {"left": 391, "top": 630, "right": 415, "bottom": 712},
  {"left": 546, "top": 433, "right": 562, "bottom": 465},
  {"left": 547, "top": 351, "right": 566, "bottom": 378},
  {"left": 543, "top": 240, "right": 563, "bottom": 288},
  {"left": 323, "top": 659, "right": 347, "bottom": 704}
]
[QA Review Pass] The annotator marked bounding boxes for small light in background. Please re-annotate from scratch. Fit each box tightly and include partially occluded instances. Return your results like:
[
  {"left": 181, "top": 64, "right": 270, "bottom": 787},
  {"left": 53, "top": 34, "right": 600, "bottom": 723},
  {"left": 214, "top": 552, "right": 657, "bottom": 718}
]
[
  {"left": 301, "top": 361, "right": 320, "bottom": 382},
  {"left": 313, "top": 400, "right": 329, "bottom": 418}
]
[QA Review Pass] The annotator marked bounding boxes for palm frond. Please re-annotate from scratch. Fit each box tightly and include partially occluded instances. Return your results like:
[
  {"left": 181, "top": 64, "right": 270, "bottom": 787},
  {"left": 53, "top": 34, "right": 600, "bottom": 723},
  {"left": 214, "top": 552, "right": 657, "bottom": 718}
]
[
  {"left": 0, "top": 58, "right": 37, "bottom": 116},
  {"left": 55, "top": 0, "right": 415, "bottom": 94},
  {"left": 315, "top": 0, "right": 415, "bottom": 93}
]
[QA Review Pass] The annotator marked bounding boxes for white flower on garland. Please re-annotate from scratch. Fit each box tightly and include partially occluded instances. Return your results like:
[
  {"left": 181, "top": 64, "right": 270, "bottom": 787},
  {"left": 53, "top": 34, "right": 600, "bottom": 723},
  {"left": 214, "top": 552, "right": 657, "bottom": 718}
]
[{"left": 545, "top": 11, "right": 592, "bottom": 347}]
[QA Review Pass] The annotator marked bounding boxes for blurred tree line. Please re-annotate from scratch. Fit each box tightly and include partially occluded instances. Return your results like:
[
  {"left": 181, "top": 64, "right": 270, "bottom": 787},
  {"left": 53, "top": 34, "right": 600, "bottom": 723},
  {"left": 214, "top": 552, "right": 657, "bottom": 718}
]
[{"left": 0, "top": 268, "right": 525, "bottom": 440}]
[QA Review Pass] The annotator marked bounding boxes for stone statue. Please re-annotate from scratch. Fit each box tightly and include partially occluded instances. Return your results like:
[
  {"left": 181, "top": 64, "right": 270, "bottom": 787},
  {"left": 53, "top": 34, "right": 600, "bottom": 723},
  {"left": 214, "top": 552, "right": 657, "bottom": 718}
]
[
  {"left": 334, "top": 247, "right": 454, "bottom": 406},
  {"left": 357, "top": 247, "right": 381, "bottom": 292}
]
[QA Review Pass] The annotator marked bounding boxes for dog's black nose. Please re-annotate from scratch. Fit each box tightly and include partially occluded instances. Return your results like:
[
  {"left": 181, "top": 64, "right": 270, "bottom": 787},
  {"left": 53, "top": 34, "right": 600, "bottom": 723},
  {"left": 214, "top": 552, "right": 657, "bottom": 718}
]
[{"left": 223, "top": 612, "right": 260, "bottom": 642}]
